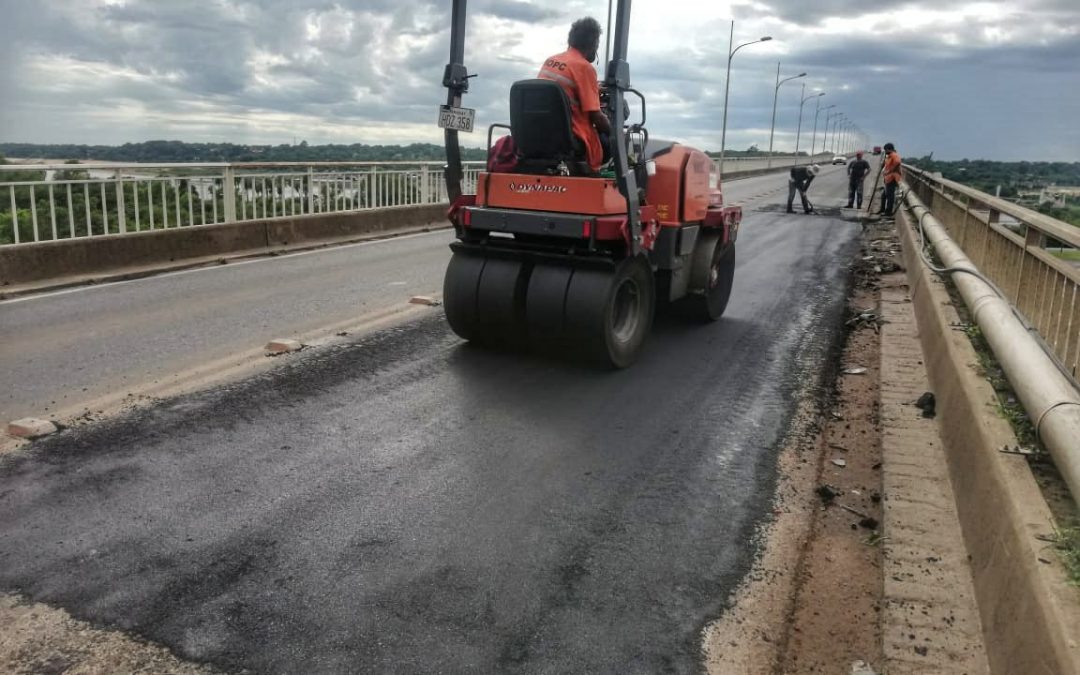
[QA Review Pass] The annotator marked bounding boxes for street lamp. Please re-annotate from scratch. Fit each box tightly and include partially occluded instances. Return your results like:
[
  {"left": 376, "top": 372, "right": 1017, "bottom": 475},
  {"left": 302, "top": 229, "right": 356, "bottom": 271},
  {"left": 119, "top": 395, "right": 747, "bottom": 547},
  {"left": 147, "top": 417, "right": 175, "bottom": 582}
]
[
  {"left": 719, "top": 22, "right": 771, "bottom": 178},
  {"left": 794, "top": 86, "right": 824, "bottom": 165},
  {"left": 828, "top": 114, "right": 845, "bottom": 153},
  {"left": 767, "top": 63, "right": 805, "bottom": 169},
  {"left": 822, "top": 110, "right": 842, "bottom": 155},
  {"left": 811, "top": 102, "right": 834, "bottom": 163}
]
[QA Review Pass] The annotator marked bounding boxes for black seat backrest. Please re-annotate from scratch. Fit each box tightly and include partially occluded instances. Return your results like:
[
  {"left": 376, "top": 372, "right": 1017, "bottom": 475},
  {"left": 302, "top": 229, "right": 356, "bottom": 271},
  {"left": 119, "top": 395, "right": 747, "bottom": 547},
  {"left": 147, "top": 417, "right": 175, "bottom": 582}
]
[{"left": 509, "top": 79, "right": 589, "bottom": 174}]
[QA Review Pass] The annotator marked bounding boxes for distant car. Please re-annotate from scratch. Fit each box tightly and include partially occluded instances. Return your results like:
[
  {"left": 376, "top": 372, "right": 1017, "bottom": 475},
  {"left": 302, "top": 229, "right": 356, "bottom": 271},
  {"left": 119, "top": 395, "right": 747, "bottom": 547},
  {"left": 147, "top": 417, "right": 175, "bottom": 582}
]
[
  {"left": 872, "top": 146, "right": 882, "bottom": 155},
  {"left": 832, "top": 155, "right": 846, "bottom": 165}
]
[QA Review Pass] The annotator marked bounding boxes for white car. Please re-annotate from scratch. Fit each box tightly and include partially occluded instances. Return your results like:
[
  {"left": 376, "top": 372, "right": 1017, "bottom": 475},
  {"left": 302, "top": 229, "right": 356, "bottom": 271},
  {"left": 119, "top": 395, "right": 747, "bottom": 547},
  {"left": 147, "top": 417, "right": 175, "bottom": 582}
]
[{"left": 832, "top": 155, "right": 847, "bottom": 165}]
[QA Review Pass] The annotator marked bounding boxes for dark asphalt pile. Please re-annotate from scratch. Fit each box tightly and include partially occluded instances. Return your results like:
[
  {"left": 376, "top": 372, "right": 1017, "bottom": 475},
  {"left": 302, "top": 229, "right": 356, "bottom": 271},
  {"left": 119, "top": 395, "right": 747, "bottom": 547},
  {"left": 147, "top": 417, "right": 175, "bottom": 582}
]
[{"left": 0, "top": 174, "right": 861, "bottom": 674}]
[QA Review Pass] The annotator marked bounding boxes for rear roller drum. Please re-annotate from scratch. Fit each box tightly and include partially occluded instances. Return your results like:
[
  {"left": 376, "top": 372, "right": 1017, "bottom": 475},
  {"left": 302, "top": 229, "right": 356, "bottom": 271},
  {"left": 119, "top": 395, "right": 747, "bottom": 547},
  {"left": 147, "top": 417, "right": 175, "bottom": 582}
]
[
  {"left": 443, "top": 252, "right": 485, "bottom": 341},
  {"left": 564, "top": 256, "right": 655, "bottom": 368},
  {"left": 443, "top": 254, "right": 528, "bottom": 347},
  {"left": 682, "top": 234, "right": 735, "bottom": 322},
  {"left": 475, "top": 257, "right": 529, "bottom": 347},
  {"left": 525, "top": 263, "right": 573, "bottom": 351}
]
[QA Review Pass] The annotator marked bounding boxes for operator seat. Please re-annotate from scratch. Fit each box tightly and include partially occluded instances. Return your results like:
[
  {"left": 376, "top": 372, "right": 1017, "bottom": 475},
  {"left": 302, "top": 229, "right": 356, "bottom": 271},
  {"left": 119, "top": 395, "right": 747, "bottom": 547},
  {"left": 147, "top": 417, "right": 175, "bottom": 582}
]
[{"left": 509, "top": 79, "right": 593, "bottom": 176}]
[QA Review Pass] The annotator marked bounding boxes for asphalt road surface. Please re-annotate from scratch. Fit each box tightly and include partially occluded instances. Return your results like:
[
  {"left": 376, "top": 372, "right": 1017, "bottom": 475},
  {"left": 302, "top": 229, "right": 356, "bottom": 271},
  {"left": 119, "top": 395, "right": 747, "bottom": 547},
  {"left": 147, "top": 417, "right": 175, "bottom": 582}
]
[
  {"left": 1, "top": 167, "right": 847, "bottom": 423},
  {"left": 0, "top": 167, "right": 861, "bottom": 673}
]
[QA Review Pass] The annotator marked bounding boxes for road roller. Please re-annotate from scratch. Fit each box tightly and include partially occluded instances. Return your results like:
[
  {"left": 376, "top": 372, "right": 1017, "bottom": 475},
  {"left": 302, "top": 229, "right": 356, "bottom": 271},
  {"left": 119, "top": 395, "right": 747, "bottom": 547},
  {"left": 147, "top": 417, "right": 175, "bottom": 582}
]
[{"left": 438, "top": 0, "right": 741, "bottom": 368}]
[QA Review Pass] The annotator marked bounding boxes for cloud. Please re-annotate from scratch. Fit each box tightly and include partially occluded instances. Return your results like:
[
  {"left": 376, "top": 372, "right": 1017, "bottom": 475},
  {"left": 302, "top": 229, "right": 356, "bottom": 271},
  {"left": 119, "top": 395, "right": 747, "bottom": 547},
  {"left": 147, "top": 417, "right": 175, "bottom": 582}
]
[{"left": 0, "top": 0, "right": 1076, "bottom": 160}]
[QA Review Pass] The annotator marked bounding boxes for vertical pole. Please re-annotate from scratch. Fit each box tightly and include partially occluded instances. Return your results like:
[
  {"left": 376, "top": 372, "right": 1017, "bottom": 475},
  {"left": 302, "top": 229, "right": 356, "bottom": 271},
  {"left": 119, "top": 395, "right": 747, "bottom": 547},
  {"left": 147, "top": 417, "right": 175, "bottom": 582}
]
[
  {"left": 9, "top": 185, "right": 19, "bottom": 244},
  {"left": 794, "top": 84, "right": 805, "bottom": 166},
  {"left": 307, "top": 166, "right": 316, "bottom": 214},
  {"left": 421, "top": 165, "right": 430, "bottom": 204},
  {"left": 115, "top": 172, "right": 127, "bottom": 233},
  {"left": 810, "top": 97, "right": 821, "bottom": 163},
  {"left": 767, "top": 61, "right": 780, "bottom": 170},
  {"left": 223, "top": 166, "right": 237, "bottom": 223},
  {"left": 718, "top": 20, "right": 734, "bottom": 179},
  {"left": 604, "top": 0, "right": 613, "bottom": 68}
]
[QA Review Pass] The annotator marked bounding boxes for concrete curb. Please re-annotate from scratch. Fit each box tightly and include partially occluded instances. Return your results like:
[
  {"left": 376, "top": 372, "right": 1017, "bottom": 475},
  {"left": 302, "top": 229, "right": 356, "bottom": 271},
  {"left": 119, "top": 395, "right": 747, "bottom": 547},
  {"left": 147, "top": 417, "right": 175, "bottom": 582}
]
[
  {"left": 895, "top": 208, "right": 1080, "bottom": 674},
  {"left": 0, "top": 204, "right": 448, "bottom": 291},
  {"left": 0, "top": 209, "right": 449, "bottom": 299}
]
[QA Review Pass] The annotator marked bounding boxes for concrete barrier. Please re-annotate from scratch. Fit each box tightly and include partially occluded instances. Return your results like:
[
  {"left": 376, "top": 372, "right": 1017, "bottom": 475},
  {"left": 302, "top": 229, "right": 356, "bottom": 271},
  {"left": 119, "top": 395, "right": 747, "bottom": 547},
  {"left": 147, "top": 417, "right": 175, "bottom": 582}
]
[
  {"left": 895, "top": 208, "right": 1080, "bottom": 673},
  {"left": 0, "top": 204, "right": 447, "bottom": 289}
]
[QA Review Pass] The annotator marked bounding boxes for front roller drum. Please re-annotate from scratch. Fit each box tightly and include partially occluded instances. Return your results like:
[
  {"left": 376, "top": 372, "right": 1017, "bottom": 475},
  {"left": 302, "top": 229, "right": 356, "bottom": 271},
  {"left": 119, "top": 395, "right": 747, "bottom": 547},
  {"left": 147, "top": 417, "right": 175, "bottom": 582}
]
[
  {"left": 682, "top": 233, "right": 736, "bottom": 322},
  {"left": 562, "top": 256, "right": 656, "bottom": 368}
]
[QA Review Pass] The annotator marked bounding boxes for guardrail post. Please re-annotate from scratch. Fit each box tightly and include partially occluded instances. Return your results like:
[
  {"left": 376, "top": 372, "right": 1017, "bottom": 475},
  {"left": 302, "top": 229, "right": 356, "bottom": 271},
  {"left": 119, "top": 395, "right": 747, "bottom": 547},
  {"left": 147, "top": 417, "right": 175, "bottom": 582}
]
[
  {"left": 307, "top": 166, "right": 315, "bottom": 214},
  {"left": 1024, "top": 225, "right": 1046, "bottom": 249},
  {"left": 420, "top": 165, "right": 430, "bottom": 204},
  {"left": 114, "top": 171, "right": 127, "bottom": 233},
  {"left": 222, "top": 166, "right": 237, "bottom": 223}
]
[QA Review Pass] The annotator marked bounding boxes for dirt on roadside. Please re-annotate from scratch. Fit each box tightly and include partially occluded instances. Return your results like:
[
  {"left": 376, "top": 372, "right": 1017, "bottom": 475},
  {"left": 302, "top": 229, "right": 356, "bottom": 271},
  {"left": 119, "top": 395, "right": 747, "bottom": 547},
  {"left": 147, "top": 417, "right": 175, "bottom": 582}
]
[
  {"left": 704, "top": 218, "right": 892, "bottom": 674},
  {"left": 0, "top": 594, "right": 215, "bottom": 675}
]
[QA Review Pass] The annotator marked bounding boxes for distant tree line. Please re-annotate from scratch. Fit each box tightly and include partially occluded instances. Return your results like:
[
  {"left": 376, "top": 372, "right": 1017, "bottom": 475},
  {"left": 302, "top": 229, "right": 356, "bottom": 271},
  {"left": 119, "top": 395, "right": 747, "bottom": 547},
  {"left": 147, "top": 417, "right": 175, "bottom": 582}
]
[
  {"left": 909, "top": 156, "right": 1080, "bottom": 228},
  {"left": 0, "top": 141, "right": 489, "bottom": 163},
  {"left": 908, "top": 156, "right": 1080, "bottom": 198},
  {"left": 0, "top": 140, "right": 813, "bottom": 165}
]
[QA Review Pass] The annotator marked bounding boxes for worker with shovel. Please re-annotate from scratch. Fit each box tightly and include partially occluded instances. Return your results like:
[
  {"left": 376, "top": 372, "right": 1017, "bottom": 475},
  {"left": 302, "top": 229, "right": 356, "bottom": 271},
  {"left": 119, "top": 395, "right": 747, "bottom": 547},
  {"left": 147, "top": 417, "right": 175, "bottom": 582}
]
[{"left": 787, "top": 164, "right": 820, "bottom": 214}]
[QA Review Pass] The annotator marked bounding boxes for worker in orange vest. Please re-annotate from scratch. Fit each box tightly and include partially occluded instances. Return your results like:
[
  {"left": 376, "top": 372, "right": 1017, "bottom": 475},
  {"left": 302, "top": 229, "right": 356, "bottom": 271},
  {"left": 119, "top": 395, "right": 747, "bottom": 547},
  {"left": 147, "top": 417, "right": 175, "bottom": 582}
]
[
  {"left": 538, "top": 18, "right": 612, "bottom": 173},
  {"left": 878, "top": 142, "right": 902, "bottom": 217}
]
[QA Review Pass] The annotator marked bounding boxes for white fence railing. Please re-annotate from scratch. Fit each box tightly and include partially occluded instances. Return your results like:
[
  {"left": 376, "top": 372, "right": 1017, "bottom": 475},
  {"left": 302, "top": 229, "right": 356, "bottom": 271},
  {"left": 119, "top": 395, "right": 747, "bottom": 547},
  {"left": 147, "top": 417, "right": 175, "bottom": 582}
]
[
  {"left": 0, "top": 161, "right": 483, "bottom": 246},
  {"left": 1, "top": 154, "right": 827, "bottom": 247}
]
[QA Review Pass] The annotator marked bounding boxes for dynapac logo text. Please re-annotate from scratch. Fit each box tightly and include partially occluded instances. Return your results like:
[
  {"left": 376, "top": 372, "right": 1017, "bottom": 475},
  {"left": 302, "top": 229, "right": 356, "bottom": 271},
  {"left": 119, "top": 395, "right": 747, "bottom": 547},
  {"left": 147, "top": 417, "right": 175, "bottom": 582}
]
[{"left": 508, "top": 182, "right": 568, "bottom": 194}]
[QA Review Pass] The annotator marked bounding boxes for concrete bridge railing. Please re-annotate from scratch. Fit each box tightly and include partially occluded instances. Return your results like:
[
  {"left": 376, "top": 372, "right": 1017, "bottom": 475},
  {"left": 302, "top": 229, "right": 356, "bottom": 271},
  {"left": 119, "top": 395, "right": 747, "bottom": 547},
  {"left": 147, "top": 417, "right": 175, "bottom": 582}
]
[{"left": 904, "top": 165, "right": 1080, "bottom": 380}]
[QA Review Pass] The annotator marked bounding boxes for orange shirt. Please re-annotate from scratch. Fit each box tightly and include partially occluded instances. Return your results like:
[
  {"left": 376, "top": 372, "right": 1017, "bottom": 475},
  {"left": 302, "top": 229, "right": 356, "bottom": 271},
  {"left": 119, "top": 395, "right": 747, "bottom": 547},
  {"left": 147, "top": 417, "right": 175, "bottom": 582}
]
[
  {"left": 884, "top": 151, "right": 903, "bottom": 184},
  {"left": 538, "top": 47, "right": 603, "bottom": 171}
]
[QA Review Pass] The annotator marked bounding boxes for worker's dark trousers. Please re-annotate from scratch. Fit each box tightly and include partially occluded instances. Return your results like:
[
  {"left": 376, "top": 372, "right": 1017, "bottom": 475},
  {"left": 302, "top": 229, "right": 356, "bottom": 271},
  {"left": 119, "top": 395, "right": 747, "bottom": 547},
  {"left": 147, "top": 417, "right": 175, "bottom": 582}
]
[
  {"left": 880, "top": 181, "right": 897, "bottom": 215},
  {"left": 847, "top": 179, "right": 864, "bottom": 208},
  {"left": 787, "top": 180, "right": 811, "bottom": 213}
]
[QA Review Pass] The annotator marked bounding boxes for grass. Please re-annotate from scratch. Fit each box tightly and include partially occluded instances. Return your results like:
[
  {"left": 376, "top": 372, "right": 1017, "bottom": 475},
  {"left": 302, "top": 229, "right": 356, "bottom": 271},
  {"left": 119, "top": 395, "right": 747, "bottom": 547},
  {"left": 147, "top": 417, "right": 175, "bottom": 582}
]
[
  {"left": 1050, "top": 523, "right": 1080, "bottom": 586},
  {"left": 961, "top": 323, "right": 1039, "bottom": 448},
  {"left": 1049, "top": 248, "right": 1080, "bottom": 262},
  {"left": 958, "top": 304, "right": 1080, "bottom": 585}
]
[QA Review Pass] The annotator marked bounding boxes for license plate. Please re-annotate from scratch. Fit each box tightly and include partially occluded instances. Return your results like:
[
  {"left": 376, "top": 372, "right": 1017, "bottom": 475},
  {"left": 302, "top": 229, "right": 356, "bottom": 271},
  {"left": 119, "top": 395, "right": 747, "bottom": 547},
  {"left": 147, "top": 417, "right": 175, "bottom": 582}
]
[{"left": 438, "top": 105, "right": 475, "bottom": 132}]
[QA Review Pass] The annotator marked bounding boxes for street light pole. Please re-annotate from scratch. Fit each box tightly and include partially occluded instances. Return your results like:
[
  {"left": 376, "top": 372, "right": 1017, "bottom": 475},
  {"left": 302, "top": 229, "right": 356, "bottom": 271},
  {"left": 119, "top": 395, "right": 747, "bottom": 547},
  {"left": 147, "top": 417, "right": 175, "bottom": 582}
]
[
  {"left": 794, "top": 86, "right": 824, "bottom": 166},
  {"left": 822, "top": 110, "right": 841, "bottom": 154},
  {"left": 767, "top": 63, "right": 806, "bottom": 170},
  {"left": 811, "top": 102, "right": 833, "bottom": 162},
  {"left": 829, "top": 115, "right": 846, "bottom": 153},
  {"left": 719, "top": 21, "right": 771, "bottom": 178}
]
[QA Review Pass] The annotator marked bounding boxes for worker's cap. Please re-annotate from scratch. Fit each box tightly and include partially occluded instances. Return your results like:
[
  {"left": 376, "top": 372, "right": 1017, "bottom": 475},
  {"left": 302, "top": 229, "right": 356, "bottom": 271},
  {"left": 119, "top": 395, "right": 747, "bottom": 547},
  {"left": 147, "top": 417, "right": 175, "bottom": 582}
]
[
  {"left": 856, "top": 150, "right": 864, "bottom": 158},
  {"left": 809, "top": 164, "right": 821, "bottom": 175}
]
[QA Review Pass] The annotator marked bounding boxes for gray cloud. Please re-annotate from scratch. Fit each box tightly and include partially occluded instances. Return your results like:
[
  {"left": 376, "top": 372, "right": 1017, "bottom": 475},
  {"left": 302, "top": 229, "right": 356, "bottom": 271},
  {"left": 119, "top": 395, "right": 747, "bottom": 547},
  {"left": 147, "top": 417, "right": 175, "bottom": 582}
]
[{"left": 0, "top": 0, "right": 1076, "bottom": 160}]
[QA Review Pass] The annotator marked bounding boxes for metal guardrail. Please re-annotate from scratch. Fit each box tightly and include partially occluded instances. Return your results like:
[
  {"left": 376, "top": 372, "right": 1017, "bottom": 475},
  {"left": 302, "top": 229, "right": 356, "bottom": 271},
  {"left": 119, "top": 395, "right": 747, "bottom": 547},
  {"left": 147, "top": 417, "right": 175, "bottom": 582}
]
[
  {"left": 0, "top": 154, "right": 825, "bottom": 247},
  {"left": 904, "top": 165, "right": 1080, "bottom": 379}
]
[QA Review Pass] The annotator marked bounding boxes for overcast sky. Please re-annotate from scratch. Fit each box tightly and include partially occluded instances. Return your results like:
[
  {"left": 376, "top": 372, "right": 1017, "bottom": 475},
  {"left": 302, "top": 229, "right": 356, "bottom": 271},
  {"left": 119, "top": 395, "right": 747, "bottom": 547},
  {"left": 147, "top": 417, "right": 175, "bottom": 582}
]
[{"left": 1, "top": 0, "right": 1077, "bottom": 160}]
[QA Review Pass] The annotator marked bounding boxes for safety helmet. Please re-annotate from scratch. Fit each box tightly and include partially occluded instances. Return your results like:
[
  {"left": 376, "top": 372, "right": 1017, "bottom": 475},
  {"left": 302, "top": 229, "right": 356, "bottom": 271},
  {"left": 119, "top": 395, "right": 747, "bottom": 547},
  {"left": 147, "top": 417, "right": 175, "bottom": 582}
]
[{"left": 809, "top": 164, "right": 821, "bottom": 175}]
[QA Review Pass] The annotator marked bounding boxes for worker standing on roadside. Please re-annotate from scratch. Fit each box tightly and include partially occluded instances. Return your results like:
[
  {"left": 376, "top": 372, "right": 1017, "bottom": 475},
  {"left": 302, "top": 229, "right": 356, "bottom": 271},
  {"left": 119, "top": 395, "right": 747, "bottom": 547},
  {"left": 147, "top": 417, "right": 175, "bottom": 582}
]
[
  {"left": 878, "top": 142, "right": 902, "bottom": 217},
  {"left": 846, "top": 151, "right": 871, "bottom": 209},
  {"left": 538, "top": 17, "right": 612, "bottom": 172},
  {"left": 787, "top": 164, "right": 820, "bottom": 214}
]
